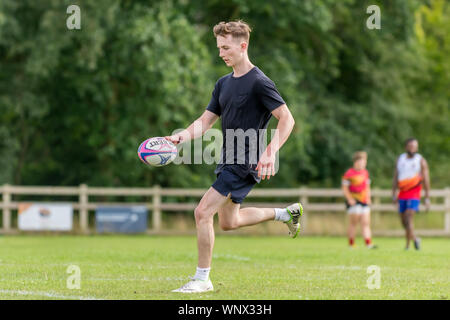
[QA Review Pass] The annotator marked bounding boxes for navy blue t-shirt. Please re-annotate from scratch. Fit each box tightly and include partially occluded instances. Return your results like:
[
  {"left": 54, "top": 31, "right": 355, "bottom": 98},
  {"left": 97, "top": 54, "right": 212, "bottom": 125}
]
[{"left": 206, "top": 66, "right": 285, "bottom": 183}]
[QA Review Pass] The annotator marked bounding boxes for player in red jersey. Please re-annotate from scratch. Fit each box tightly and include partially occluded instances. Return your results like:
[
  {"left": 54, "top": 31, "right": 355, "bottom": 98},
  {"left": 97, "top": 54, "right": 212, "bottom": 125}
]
[{"left": 342, "top": 151, "right": 376, "bottom": 249}]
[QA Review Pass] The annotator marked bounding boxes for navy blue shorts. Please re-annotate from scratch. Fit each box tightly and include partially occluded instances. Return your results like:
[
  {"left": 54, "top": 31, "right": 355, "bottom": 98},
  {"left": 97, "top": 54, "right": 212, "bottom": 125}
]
[
  {"left": 398, "top": 199, "right": 420, "bottom": 213},
  {"left": 211, "top": 167, "right": 256, "bottom": 204}
]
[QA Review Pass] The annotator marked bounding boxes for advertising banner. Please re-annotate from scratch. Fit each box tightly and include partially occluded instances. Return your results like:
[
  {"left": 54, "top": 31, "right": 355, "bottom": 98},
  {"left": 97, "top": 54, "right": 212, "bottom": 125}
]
[
  {"left": 95, "top": 206, "right": 147, "bottom": 233},
  {"left": 18, "top": 203, "right": 73, "bottom": 231}
]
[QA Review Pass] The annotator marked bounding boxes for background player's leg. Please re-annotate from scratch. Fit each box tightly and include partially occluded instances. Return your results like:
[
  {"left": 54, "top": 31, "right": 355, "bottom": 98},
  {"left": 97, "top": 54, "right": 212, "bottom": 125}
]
[
  {"left": 361, "top": 212, "right": 373, "bottom": 246},
  {"left": 348, "top": 214, "right": 359, "bottom": 246},
  {"left": 194, "top": 187, "right": 229, "bottom": 268},
  {"left": 405, "top": 209, "right": 416, "bottom": 243},
  {"left": 399, "top": 213, "right": 410, "bottom": 248},
  {"left": 218, "top": 200, "right": 275, "bottom": 230}
]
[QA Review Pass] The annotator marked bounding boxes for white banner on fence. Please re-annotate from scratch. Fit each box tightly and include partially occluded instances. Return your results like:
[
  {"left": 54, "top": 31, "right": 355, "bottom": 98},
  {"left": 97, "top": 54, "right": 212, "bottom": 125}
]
[{"left": 18, "top": 203, "right": 73, "bottom": 231}]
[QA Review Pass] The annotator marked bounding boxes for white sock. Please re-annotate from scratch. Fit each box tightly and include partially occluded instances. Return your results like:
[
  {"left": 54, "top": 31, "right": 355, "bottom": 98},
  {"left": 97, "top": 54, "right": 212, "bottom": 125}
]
[
  {"left": 274, "top": 208, "right": 291, "bottom": 222},
  {"left": 193, "top": 267, "right": 210, "bottom": 281}
]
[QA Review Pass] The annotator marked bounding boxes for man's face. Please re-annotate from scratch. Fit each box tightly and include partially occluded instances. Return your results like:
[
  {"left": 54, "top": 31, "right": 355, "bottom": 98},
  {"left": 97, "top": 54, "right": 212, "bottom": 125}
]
[
  {"left": 405, "top": 140, "right": 419, "bottom": 156},
  {"left": 354, "top": 158, "right": 367, "bottom": 171},
  {"left": 216, "top": 34, "right": 246, "bottom": 67}
]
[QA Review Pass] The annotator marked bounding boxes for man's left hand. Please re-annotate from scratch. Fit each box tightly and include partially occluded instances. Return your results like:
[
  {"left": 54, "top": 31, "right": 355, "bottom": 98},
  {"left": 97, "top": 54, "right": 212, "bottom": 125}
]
[{"left": 255, "top": 151, "right": 276, "bottom": 180}]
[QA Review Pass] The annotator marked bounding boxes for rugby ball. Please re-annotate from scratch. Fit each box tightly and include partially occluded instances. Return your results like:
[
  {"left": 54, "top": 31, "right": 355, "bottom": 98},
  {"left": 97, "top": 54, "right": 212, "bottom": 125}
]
[{"left": 138, "top": 137, "right": 178, "bottom": 167}]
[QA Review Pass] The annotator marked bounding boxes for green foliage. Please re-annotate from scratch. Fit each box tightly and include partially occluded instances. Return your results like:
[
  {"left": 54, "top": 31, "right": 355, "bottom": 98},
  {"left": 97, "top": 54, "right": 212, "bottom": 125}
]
[
  {"left": 0, "top": 0, "right": 215, "bottom": 187},
  {"left": 412, "top": 0, "right": 450, "bottom": 187},
  {"left": 0, "top": 0, "right": 448, "bottom": 188}
]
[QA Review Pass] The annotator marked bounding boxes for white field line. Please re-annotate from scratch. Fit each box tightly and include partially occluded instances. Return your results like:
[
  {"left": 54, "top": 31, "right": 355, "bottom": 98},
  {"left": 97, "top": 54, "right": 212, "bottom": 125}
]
[
  {"left": 285, "top": 264, "right": 365, "bottom": 270},
  {"left": 0, "top": 263, "right": 186, "bottom": 268},
  {"left": 89, "top": 276, "right": 186, "bottom": 281},
  {"left": 0, "top": 276, "right": 188, "bottom": 282},
  {"left": 212, "top": 253, "right": 251, "bottom": 261},
  {"left": 319, "top": 265, "right": 363, "bottom": 270},
  {"left": 0, "top": 289, "right": 104, "bottom": 300}
]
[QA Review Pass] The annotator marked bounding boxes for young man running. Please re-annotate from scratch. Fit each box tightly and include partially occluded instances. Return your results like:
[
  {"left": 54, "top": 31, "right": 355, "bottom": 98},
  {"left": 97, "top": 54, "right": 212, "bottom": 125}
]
[
  {"left": 341, "top": 151, "right": 376, "bottom": 249},
  {"left": 392, "top": 138, "right": 431, "bottom": 250},
  {"left": 165, "top": 21, "right": 302, "bottom": 293}
]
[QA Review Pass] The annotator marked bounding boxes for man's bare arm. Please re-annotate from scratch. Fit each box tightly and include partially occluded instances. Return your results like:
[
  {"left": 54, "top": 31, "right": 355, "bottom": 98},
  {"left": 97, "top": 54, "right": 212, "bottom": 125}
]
[
  {"left": 256, "top": 104, "right": 295, "bottom": 179},
  {"left": 421, "top": 158, "right": 430, "bottom": 197},
  {"left": 366, "top": 183, "right": 372, "bottom": 205},
  {"left": 342, "top": 184, "right": 356, "bottom": 205},
  {"left": 421, "top": 157, "right": 431, "bottom": 204},
  {"left": 392, "top": 163, "right": 399, "bottom": 203},
  {"left": 166, "top": 110, "right": 219, "bottom": 145},
  {"left": 265, "top": 104, "right": 295, "bottom": 154}
]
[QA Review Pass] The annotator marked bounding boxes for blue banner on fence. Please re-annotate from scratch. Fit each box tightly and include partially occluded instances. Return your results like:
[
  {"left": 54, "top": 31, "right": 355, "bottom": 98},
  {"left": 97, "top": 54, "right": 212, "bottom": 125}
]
[{"left": 95, "top": 206, "right": 147, "bottom": 233}]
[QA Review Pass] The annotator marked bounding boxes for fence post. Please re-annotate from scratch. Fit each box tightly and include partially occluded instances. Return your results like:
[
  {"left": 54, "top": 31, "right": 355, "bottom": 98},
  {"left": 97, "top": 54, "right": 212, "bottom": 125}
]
[
  {"left": 445, "top": 187, "right": 450, "bottom": 234},
  {"left": 299, "top": 187, "right": 308, "bottom": 232},
  {"left": 152, "top": 185, "right": 162, "bottom": 232},
  {"left": 2, "top": 184, "right": 11, "bottom": 232},
  {"left": 79, "top": 184, "right": 88, "bottom": 233},
  {"left": 372, "top": 188, "right": 381, "bottom": 226},
  {"left": 372, "top": 189, "right": 381, "bottom": 211}
]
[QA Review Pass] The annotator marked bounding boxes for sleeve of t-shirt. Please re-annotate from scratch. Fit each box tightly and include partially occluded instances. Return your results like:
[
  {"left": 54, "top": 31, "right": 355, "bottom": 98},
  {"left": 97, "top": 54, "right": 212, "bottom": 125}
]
[
  {"left": 341, "top": 169, "right": 351, "bottom": 185},
  {"left": 206, "top": 81, "right": 221, "bottom": 116},
  {"left": 256, "top": 77, "right": 286, "bottom": 112}
]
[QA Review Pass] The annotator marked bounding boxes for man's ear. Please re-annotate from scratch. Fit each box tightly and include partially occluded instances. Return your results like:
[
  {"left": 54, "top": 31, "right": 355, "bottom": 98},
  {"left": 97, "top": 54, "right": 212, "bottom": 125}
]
[{"left": 241, "top": 41, "right": 248, "bottom": 51}]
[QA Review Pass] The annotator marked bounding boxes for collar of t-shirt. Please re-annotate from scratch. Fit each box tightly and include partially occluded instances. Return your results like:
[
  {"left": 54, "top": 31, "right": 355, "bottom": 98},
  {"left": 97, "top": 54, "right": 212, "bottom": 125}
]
[{"left": 231, "top": 66, "right": 257, "bottom": 79}]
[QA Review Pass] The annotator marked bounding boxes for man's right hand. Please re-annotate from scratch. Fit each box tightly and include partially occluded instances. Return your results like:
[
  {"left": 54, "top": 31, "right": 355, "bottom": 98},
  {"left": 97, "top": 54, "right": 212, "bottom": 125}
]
[
  {"left": 347, "top": 198, "right": 356, "bottom": 206},
  {"left": 165, "top": 135, "right": 182, "bottom": 145},
  {"left": 424, "top": 197, "right": 431, "bottom": 213}
]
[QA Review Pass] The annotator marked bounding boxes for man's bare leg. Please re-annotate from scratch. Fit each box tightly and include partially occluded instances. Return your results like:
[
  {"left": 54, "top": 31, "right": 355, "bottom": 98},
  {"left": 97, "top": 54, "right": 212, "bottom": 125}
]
[
  {"left": 218, "top": 199, "right": 276, "bottom": 230},
  {"left": 361, "top": 213, "right": 375, "bottom": 248},
  {"left": 217, "top": 199, "right": 302, "bottom": 234},
  {"left": 194, "top": 187, "right": 229, "bottom": 268},
  {"left": 347, "top": 214, "right": 359, "bottom": 247},
  {"left": 405, "top": 210, "right": 420, "bottom": 249},
  {"left": 172, "top": 187, "right": 229, "bottom": 293},
  {"left": 400, "top": 213, "right": 410, "bottom": 248},
  {"left": 173, "top": 194, "right": 302, "bottom": 293},
  {"left": 401, "top": 210, "right": 416, "bottom": 249},
  {"left": 405, "top": 210, "right": 416, "bottom": 241}
]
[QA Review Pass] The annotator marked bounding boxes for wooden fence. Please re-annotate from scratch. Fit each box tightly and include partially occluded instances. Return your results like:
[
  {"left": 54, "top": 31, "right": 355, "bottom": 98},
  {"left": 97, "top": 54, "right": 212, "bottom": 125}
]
[{"left": 1, "top": 184, "right": 449, "bottom": 235}]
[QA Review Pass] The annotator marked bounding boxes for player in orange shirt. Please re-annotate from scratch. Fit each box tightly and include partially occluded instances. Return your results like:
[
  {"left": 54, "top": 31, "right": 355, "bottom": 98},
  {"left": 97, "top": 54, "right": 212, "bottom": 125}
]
[{"left": 342, "top": 151, "right": 376, "bottom": 249}]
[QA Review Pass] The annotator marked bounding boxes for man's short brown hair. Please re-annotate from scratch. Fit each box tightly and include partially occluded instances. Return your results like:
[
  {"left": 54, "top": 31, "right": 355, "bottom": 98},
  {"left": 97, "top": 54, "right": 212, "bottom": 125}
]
[
  {"left": 404, "top": 137, "right": 417, "bottom": 146},
  {"left": 352, "top": 151, "right": 367, "bottom": 162},
  {"left": 213, "top": 20, "right": 252, "bottom": 42}
]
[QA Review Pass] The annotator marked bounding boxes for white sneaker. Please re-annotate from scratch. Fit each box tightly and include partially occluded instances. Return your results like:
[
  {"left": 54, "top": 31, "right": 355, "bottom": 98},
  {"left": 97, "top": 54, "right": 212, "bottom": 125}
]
[
  {"left": 171, "top": 277, "right": 214, "bottom": 293},
  {"left": 284, "top": 203, "right": 303, "bottom": 238}
]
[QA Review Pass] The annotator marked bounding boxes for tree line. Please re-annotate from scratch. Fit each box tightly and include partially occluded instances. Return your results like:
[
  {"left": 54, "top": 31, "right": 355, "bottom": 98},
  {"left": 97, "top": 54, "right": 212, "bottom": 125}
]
[{"left": 0, "top": 0, "right": 448, "bottom": 189}]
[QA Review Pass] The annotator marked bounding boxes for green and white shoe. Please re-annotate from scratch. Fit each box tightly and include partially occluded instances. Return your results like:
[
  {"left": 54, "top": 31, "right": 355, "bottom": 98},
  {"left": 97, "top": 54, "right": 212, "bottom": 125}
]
[{"left": 284, "top": 203, "right": 304, "bottom": 238}]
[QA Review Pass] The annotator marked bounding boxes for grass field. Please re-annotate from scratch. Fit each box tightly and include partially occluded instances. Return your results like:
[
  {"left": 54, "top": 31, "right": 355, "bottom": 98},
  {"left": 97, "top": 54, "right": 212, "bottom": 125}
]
[{"left": 0, "top": 235, "right": 448, "bottom": 300}]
